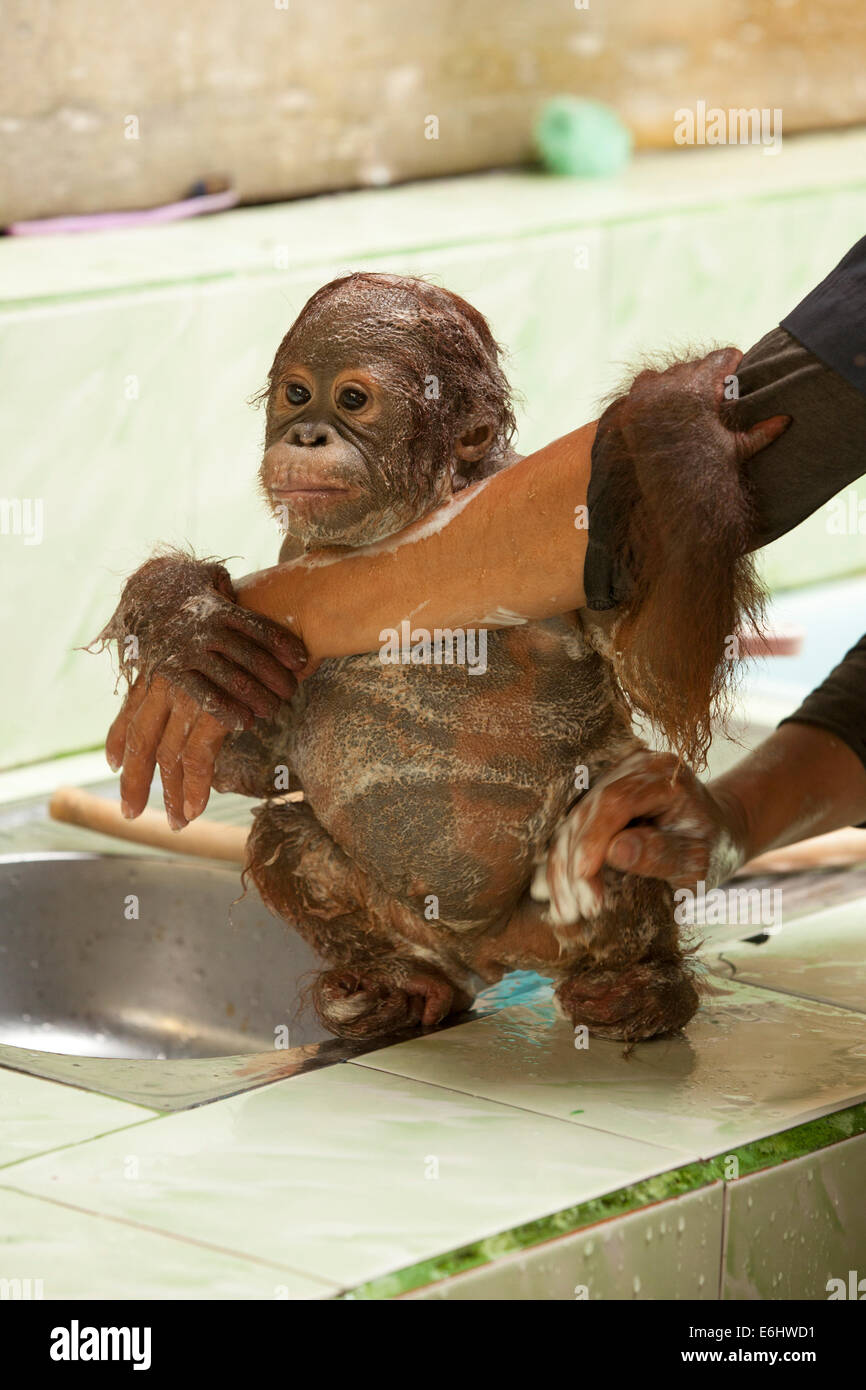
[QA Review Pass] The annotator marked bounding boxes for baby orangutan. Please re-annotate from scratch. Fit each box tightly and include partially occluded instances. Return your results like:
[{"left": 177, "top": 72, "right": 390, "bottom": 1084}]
[{"left": 99, "top": 273, "right": 763, "bottom": 1044}]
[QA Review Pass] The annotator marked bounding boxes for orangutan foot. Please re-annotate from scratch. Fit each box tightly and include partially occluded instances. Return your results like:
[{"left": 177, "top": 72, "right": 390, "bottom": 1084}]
[
  {"left": 312, "top": 965, "right": 472, "bottom": 1040},
  {"left": 555, "top": 959, "right": 700, "bottom": 1043}
]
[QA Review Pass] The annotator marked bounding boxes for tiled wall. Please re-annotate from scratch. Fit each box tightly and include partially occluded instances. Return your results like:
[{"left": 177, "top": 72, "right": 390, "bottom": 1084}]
[
  {"left": 407, "top": 1133, "right": 866, "bottom": 1300},
  {"left": 723, "top": 1133, "right": 866, "bottom": 1300}
]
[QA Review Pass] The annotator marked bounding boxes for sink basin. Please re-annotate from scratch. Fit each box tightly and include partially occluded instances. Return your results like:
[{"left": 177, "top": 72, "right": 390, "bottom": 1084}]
[
  {"left": 0, "top": 851, "right": 406, "bottom": 1109},
  {"left": 0, "top": 852, "right": 329, "bottom": 1059}
]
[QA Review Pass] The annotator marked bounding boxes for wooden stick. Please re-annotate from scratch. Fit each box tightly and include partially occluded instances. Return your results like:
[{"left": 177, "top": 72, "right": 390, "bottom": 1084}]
[
  {"left": 736, "top": 826, "right": 866, "bottom": 876},
  {"left": 50, "top": 786, "right": 249, "bottom": 862}
]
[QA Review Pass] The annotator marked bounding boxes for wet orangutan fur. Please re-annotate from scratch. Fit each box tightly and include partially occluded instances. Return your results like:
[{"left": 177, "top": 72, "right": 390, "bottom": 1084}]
[
  {"left": 99, "top": 273, "right": 767, "bottom": 1043},
  {"left": 93, "top": 551, "right": 237, "bottom": 696},
  {"left": 589, "top": 357, "right": 766, "bottom": 768}
]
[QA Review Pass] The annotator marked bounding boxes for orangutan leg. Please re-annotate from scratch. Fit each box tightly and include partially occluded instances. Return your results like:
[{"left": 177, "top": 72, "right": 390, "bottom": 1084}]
[
  {"left": 470, "top": 868, "right": 700, "bottom": 1043},
  {"left": 245, "top": 798, "right": 473, "bottom": 1040}
]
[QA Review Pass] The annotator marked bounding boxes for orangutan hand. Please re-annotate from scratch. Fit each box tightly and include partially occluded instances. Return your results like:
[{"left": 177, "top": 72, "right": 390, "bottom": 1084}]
[
  {"left": 531, "top": 750, "right": 749, "bottom": 922},
  {"left": 106, "top": 674, "right": 229, "bottom": 829},
  {"left": 95, "top": 550, "right": 307, "bottom": 731},
  {"left": 596, "top": 346, "right": 791, "bottom": 478}
]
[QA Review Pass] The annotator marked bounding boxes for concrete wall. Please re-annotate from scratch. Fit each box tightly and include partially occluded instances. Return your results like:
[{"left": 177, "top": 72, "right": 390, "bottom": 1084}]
[{"left": 3, "top": 0, "right": 866, "bottom": 222}]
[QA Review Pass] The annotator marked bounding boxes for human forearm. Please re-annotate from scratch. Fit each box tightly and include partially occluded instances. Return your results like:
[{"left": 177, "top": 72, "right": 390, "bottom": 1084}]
[
  {"left": 710, "top": 721, "right": 866, "bottom": 864},
  {"left": 535, "top": 720, "right": 866, "bottom": 914},
  {"left": 235, "top": 423, "right": 596, "bottom": 656},
  {"left": 726, "top": 327, "right": 866, "bottom": 549}
]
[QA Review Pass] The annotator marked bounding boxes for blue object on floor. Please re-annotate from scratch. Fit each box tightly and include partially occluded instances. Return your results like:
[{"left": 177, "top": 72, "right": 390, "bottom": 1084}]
[{"left": 472, "top": 970, "right": 554, "bottom": 1013}]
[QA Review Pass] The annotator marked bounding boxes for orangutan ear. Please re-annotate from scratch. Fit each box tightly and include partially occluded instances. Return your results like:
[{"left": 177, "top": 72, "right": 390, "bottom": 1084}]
[{"left": 455, "top": 420, "right": 495, "bottom": 463}]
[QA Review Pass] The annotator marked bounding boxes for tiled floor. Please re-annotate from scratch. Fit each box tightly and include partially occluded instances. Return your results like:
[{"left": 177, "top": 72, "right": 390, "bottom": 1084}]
[
  {"left": 354, "top": 979, "right": 866, "bottom": 1160},
  {"left": 1, "top": 1066, "right": 153, "bottom": 1169},
  {"left": 2, "top": 1062, "right": 679, "bottom": 1292},
  {"left": 1, "top": 792, "right": 865, "bottom": 1298},
  {"left": 1, "top": 968, "right": 864, "bottom": 1297},
  {"left": 706, "top": 898, "right": 866, "bottom": 1014},
  {"left": 0, "top": 1186, "right": 333, "bottom": 1300}
]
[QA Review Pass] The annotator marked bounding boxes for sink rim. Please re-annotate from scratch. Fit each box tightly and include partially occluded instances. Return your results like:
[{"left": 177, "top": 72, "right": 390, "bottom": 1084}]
[{"left": 0, "top": 849, "right": 483, "bottom": 1110}]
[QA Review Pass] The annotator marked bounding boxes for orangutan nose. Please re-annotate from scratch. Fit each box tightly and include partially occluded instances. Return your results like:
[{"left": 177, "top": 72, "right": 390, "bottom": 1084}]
[{"left": 287, "top": 421, "right": 333, "bottom": 447}]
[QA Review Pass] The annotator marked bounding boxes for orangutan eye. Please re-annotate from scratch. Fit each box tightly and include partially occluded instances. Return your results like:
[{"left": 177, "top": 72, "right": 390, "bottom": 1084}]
[
  {"left": 338, "top": 387, "right": 368, "bottom": 412},
  {"left": 285, "top": 382, "right": 311, "bottom": 406}
]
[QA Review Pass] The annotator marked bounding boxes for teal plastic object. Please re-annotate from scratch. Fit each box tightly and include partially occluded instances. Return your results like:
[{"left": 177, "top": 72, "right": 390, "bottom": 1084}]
[{"left": 535, "top": 96, "right": 633, "bottom": 177}]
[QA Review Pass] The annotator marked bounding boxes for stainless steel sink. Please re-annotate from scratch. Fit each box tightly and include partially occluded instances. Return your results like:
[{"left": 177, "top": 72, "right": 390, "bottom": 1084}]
[{"left": 0, "top": 852, "right": 409, "bottom": 1109}]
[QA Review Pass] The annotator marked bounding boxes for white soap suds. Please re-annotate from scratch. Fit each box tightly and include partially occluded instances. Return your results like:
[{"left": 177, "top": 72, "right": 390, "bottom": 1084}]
[
  {"left": 275, "top": 475, "right": 494, "bottom": 573},
  {"left": 181, "top": 590, "right": 223, "bottom": 618},
  {"left": 477, "top": 608, "right": 529, "bottom": 626}
]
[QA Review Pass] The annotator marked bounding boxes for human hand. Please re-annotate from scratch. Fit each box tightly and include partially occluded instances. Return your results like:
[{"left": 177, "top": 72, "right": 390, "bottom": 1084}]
[{"left": 531, "top": 750, "right": 749, "bottom": 923}]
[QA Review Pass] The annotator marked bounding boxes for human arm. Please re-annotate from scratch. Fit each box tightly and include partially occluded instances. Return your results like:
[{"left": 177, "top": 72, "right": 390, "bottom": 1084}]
[
  {"left": 534, "top": 716, "right": 866, "bottom": 922},
  {"left": 237, "top": 361, "right": 783, "bottom": 656},
  {"left": 236, "top": 421, "right": 598, "bottom": 645},
  {"left": 537, "top": 620, "right": 866, "bottom": 915}
]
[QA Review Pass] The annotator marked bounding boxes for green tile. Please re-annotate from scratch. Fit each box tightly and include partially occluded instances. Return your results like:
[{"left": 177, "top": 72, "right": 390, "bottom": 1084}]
[
  {"left": 407, "top": 1183, "right": 724, "bottom": 1300},
  {"left": 0, "top": 1187, "right": 332, "bottom": 1300},
  {"left": 355, "top": 978, "right": 866, "bottom": 1161},
  {"left": 707, "top": 899, "right": 866, "bottom": 1015},
  {"left": 0, "top": 1066, "right": 153, "bottom": 1168},
  {"left": 604, "top": 190, "right": 866, "bottom": 593},
  {"left": 5, "top": 1063, "right": 679, "bottom": 1290},
  {"left": 723, "top": 1132, "right": 866, "bottom": 1300}
]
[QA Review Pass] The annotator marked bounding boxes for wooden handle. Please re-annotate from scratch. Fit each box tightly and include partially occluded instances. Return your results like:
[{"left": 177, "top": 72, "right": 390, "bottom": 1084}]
[
  {"left": 737, "top": 826, "right": 866, "bottom": 876},
  {"left": 49, "top": 786, "right": 249, "bottom": 863}
]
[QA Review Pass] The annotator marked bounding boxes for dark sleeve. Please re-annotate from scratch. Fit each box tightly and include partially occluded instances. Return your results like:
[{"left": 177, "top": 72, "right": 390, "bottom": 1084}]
[
  {"left": 728, "top": 325, "right": 866, "bottom": 549},
  {"left": 779, "top": 633, "right": 866, "bottom": 774},
  {"left": 781, "top": 232, "right": 866, "bottom": 397},
  {"left": 725, "top": 233, "right": 866, "bottom": 545}
]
